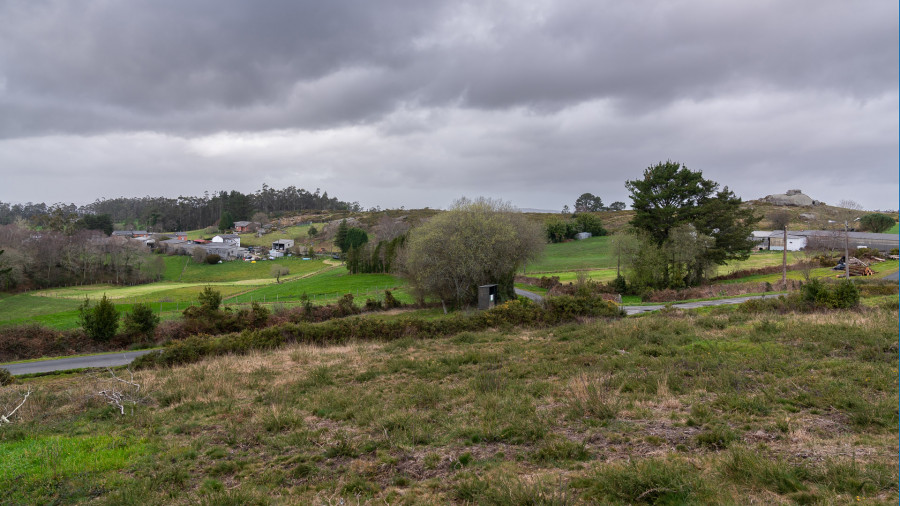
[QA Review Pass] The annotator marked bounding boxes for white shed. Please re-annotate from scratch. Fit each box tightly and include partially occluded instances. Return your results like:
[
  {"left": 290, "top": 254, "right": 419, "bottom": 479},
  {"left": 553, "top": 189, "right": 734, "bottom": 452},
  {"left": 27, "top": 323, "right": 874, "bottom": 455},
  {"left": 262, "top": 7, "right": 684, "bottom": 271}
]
[{"left": 768, "top": 231, "right": 806, "bottom": 251}]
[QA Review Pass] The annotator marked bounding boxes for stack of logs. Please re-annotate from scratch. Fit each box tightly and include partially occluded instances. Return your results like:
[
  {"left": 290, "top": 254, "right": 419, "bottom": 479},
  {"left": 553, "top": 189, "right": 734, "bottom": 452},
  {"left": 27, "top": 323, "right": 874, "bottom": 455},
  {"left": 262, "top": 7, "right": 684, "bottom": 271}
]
[{"left": 840, "top": 257, "right": 875, "bottom": 277}]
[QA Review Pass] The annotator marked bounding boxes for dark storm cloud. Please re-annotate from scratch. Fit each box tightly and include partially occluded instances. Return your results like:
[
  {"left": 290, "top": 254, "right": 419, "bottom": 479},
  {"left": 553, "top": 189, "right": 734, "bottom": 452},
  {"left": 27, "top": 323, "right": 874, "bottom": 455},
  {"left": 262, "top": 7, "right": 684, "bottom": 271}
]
[
  {"left": 0, "top": 0, "right": 895, "bottom": 137},
  {"left": 0, "top": 0, "right": 896, "bottom": 210}
]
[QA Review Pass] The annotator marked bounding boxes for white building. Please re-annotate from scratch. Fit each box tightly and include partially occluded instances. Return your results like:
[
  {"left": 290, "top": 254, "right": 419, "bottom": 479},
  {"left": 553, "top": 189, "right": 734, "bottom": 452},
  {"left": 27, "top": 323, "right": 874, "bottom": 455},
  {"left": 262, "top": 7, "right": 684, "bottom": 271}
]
[
  {"left": 212, "top": 234, "right": 241, "bottom": 247},
  {"left": 768, "top": 231, "right": 807, "bottom": 251}
]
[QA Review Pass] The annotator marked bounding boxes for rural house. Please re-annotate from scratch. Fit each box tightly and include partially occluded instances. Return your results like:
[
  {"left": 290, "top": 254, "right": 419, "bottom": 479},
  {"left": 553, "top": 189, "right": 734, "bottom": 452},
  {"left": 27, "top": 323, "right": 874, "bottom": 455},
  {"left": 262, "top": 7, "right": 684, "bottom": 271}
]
[{"left": 233, "top": 221, "right": 254, "bottom": 233}]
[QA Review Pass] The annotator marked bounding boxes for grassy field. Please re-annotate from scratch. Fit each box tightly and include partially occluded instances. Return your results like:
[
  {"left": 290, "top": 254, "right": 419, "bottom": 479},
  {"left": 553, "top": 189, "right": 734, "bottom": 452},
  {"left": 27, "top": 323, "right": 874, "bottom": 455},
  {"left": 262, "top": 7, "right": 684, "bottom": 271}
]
[
  {"left": 1, "top": 304, "right": 895, "bottom": 504},
  {"left": 228, "top": 269, "right": 407, "bottom": 304},
  {"left": 526, "top": 236, "right": 614, "bottom": 273},
  {"left": 160, "top": 256, "right": 328, "bottom": 283},
  {"left": 887, "top": 223, "right": 899, "bottom": 235},
  {"left": 0, "top": 259, "right": 409, "bottom": 329}
]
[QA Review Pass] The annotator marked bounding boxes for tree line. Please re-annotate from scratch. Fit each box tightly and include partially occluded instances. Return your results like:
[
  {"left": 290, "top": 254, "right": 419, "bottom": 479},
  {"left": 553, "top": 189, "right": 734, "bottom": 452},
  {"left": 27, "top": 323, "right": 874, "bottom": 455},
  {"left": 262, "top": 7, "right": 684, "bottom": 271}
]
[
  {"left": 0, "top": 224, "right": 165, "bottom": 290},
  {"left": 0, "top": 185, "right": 359, "bottom": 232}
]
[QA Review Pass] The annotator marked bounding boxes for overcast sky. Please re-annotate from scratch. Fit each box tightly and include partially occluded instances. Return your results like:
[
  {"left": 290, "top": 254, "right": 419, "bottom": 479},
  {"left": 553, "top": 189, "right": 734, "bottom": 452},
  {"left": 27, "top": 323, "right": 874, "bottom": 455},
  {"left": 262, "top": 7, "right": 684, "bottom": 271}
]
[{"left": 0, "top": 0, "right": 897, "bottom": 211}]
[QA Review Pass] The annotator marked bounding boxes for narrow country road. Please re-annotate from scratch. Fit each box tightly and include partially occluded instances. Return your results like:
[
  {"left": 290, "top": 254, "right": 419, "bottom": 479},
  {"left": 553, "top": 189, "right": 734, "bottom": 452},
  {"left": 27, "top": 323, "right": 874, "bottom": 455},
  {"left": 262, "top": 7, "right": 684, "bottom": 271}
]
[
  {"left": 0, "top": 349, "right": 157, "bottom": 376},
  {"left": 514, "top": 287, "right": 544, "bottom": 302},
  {"left": 623, "top": 293, "right": 786, "bottom": 315},
  {"left": 515, "top": 287, "right": 786, "bottom": 315}
]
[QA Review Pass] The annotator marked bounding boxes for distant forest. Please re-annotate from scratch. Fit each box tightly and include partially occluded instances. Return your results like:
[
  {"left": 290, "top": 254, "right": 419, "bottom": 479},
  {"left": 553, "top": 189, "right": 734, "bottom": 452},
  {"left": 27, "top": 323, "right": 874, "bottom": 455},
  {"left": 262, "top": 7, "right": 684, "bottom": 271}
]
[{"left": 0, "top": 185, "right": 360, "bottom": 231}]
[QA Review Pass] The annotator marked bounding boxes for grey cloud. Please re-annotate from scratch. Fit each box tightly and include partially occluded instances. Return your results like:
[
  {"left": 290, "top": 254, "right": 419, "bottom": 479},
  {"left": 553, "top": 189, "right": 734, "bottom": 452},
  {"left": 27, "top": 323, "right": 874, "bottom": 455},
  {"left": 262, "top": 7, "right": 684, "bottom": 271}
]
[
  {"left": 0, "top": 1, "right": 895, "bottom": 211},
  {"left": 0, "top": 0, "right": 895, "bottom": 138}
]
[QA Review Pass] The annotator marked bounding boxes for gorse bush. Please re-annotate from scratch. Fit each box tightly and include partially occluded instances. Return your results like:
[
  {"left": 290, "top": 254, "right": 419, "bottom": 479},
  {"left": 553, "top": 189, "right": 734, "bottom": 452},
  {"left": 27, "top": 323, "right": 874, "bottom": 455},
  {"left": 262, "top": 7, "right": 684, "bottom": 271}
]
[
  {"left": 740, "top": 280, "right": 860, "bottom": 313},
  {"left": 197, "top": 286, "right": 222, "bottom": 312},
  {"left": 123, "top": 302, "right": 160, "bottom": 338},
  {"left": 0, "top": 368, "right": 15, "bottom": 387},
  {"left": 382, "top": 290, "right": 402, "bottom": 309},
  {"left": 78, "top": 294, "right": 119, "bottom": 342},
  {"left": 801, "top": 279, "right": 859, "bottom": 309}
]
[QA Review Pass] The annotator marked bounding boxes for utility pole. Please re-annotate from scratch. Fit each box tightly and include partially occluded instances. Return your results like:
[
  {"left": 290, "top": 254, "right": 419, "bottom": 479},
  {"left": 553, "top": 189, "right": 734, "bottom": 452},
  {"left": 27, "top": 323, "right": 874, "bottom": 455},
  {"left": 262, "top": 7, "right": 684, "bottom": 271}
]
[
  {"left": 782, "top": 225, "right": 787, "bottom": 287},
  {"left": 844, "top": 220, "right": 850, "bottom": 280}
]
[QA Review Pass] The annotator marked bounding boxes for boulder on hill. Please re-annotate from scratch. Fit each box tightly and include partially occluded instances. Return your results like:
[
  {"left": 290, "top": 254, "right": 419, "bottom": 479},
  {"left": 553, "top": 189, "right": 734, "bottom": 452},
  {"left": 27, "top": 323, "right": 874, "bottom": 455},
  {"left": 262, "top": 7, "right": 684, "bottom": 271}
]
[{"left": 763, "top": 189, "right": 824, "bottom": 207}]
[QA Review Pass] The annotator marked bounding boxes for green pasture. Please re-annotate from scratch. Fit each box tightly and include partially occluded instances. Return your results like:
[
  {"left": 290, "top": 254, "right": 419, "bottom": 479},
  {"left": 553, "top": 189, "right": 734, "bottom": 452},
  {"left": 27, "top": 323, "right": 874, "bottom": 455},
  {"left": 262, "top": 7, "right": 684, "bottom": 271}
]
[
  {"left": 161, "top": 255, "right": 328, "bottom": 283},
  {"left": 227, "top": 268, "right": 408, "bottom": 304},
  {"left": 525, "top": 237, "right": 613, "bottom": 273},
  {"left": 887, "top": 222, "right": 899, "bottom": 234},
  {"left": 525, "top": 239, "right": 801, "bottom": 278},
  {"left": 0, "top": 293, "right": 83, "bottom": 324},
  {"left": 1, "top": 263, "right": 409, "bottom": 329},
  {"left": 715, "top": 251, "right": 805, "bottom": 274}
]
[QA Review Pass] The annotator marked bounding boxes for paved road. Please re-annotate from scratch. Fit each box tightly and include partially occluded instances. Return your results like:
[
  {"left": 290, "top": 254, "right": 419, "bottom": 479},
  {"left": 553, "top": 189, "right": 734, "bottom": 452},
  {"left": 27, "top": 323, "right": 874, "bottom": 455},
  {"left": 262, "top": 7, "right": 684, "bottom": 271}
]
[
  {"left": 515, "top": 287, "right": 785, "bottom": 316},
  {"left": 514, "top": 287, "right": 544, "bottom": 302},
  {"left": 883, "top": 271, "right": 899, "bottom": 282},
  {"left": 623, "top": 294, "right": 786, "bottom": 315},
  {"left": 0, "top": 349, "right": 157, "bottom": 376}
]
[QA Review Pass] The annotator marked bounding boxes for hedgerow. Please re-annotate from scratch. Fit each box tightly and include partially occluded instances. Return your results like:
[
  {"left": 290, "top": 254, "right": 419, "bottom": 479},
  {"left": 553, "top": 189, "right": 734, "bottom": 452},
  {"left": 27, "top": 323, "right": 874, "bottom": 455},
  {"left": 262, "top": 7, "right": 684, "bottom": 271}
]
[{"left": 132, "top": 295, "right": 623, "bottom": 370}]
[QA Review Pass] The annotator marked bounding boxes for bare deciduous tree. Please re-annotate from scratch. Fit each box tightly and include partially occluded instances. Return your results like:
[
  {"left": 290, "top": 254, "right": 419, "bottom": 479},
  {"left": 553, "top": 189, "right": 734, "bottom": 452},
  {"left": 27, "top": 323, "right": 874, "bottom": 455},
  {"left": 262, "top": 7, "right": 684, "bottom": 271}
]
[
  {"left": 374, "top": 215, "right": 410, "bottom": 242},
  {"left": 767, "top": 211, "right": 791, "bottom": 231}
]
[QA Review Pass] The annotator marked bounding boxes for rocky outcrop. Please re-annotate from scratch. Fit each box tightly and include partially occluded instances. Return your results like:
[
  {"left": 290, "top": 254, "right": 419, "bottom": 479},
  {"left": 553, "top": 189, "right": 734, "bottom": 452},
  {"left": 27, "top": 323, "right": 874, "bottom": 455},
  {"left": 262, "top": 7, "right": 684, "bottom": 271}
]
[{"left": 764, "top": 190, "right": 823, "bottom": 207}]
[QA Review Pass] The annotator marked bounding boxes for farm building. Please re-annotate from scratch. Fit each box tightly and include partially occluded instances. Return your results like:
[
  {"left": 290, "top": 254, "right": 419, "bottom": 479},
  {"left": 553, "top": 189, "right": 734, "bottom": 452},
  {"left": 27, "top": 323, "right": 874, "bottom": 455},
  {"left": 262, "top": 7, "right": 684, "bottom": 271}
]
[
  {"left": 202, "top": 244, "right": 247, "bottom": 260},
  {"left": 753, "top": 230, "right": 898, "bottom": 253},
  {"left": 270, "top": 239, "right": 294, "bottom": 258},
  {"left": 796, "top": 230, "right": 899, "bottom": 253},
  {"left": 750, "top": 231, "right": 772, "bottom": 250},
  {"left": 768, "top": 231, "right": 807, "bottom": 251},
  {"left": 212, "top": 234, "right": 241, "bottom": 247},
  {"left": 112, "top": 230, "right": 150, "bottom": 238},
  {"left": 234, "top": 221, "right": 255, "bottom": 233}
]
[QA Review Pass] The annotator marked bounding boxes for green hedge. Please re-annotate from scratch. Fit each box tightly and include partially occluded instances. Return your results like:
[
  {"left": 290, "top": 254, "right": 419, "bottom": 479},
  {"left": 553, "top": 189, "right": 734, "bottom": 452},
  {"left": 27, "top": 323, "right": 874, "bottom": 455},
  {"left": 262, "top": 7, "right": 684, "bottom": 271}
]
[{"left": 133, "top": 296, "right": 623, "bottom": 369}]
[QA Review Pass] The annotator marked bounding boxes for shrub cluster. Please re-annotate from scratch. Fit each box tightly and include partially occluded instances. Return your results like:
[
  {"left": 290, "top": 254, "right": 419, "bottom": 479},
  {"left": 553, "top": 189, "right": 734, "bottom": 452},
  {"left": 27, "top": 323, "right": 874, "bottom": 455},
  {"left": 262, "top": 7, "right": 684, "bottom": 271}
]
[
  {"left": 181, "top": 300, "right": 271, "bottom": 335},
  {"left": 800, "top": 279, "right": 860, "bottom": 309},
  {"left": 738, "top": 280, "right": 860, "bottom": 312},
  {"left": 545, "top": 214, "right": 607, "bottom": 243},
  {"left": 0, "top": 323, "right": 141, "bottom": 362},
  {"left": 133, "top": 295, "right": 623, "bottom": 370}
]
